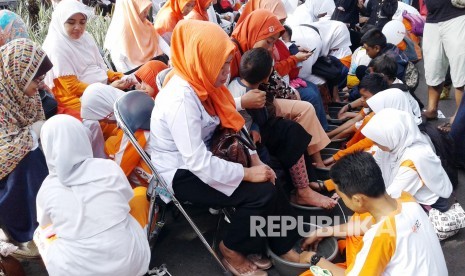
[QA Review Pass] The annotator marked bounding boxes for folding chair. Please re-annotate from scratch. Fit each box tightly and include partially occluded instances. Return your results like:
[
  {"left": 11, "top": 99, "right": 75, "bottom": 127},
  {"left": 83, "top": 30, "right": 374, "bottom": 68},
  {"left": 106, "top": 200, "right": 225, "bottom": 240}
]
[{"left": 113, "top": 91, "right": 230, "bottom": 274}]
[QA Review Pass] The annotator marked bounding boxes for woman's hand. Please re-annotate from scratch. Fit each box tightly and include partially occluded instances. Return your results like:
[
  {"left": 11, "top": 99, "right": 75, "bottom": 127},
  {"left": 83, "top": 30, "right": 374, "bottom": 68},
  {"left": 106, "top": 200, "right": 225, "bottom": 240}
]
[
  {"left": 244, "top": 164, "right": 276, "bottom": 184},
  {"left": 241, "top": 89, "right": 266, "bottom": 109},
  {"left": 110, "top": 79, "right": 132, "bottom": 90},
  {"left": 295, "top": 51, "right": 312, "bottom": 62}
]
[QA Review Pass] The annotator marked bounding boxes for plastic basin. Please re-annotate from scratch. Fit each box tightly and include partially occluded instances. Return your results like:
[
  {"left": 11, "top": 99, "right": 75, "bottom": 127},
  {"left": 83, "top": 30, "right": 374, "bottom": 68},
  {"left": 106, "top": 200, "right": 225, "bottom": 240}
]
[{"left": 267, "top": 223, "right": 338, "bottom": 276}]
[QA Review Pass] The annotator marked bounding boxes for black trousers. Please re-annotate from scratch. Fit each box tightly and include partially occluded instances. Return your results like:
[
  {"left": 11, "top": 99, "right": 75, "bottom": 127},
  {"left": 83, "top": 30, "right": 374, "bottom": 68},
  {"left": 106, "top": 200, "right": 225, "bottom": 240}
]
[{"left": 172, "top": 169, "right": 299, "bottom": 255}]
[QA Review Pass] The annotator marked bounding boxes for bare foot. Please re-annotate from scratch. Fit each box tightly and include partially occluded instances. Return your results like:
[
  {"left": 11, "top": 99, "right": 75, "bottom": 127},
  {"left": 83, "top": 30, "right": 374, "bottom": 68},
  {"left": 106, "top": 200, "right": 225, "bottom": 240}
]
[
  {"left": 280, "top": 249, "right": 300, "bottom": 263},
  {"left": 293, "top": 187, "right": 337, "bottom": 209},
  {"left": 219, "top": 241, "right": 257, "bottom": 274}
]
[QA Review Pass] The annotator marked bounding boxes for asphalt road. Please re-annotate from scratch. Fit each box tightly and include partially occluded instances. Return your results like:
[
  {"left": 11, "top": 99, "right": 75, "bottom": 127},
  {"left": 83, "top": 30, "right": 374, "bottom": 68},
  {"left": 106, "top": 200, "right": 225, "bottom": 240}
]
[{"left": 20, "top": 60, "right": 465, "bottom": 275}]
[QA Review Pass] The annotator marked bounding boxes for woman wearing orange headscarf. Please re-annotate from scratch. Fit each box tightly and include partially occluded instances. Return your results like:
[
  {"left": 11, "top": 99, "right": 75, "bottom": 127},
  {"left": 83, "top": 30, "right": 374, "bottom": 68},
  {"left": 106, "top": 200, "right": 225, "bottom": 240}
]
[
  {"left": 230, "top": 10, "right": 330, "bottom": 168},
  {"left": 149, "top": 19, "right": 304, "bottom": 276},
  {"left": 154, "top": 0, "right": 196, "bottom": 44},
  {"left": 105, "top": 0, "right": 164, "bottom": 73},
  {"left": 236, "top": 0, "right": 287, "bottom": 24},
  {"left": 185, "top": 0, "right": 212, "bottom": 21}
]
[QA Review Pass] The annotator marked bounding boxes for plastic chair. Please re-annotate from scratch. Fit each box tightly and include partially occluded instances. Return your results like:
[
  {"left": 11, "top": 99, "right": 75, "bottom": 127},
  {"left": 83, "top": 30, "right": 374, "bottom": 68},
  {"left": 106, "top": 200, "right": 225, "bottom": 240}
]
[{"left": 113, "top": 91, "right": 229, "bottom": 274}]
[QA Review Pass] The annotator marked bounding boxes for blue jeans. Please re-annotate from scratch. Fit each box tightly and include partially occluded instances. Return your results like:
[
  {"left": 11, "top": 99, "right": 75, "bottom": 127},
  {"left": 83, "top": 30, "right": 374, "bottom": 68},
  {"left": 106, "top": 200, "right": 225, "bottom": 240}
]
[
  {"left": 297, "top": 81, "right": 329, "bottom": 130},
  {"left": 451, "top": 95, "right": 465, "bottom": 167}
]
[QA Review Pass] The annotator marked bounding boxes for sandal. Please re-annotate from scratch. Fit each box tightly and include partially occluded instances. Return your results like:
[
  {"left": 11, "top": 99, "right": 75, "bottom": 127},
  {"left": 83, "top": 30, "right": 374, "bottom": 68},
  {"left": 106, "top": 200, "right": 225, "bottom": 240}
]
[{"left": 437, "top": 122, "right": 452, "bottom": 133}]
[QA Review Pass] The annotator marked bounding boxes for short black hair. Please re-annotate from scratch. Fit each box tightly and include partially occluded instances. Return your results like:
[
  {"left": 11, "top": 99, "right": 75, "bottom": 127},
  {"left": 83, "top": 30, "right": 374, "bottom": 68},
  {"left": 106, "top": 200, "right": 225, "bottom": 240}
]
[
  {"left": 240, "top": 48, "right": 273, "bottom": 85},
  {"left": 283, "top": 25, "right": 292, "bottom": 38},
  {"left": 359, "top": 73, "right": 389, "bottom": 95},
  {"left": 369, "top": 54, "right": 398, "bottom": 81},
  {"left": 329, "top": 151, "right": 386, "bottom": 198},
  {"left": 361, "top": 29, "right": 387, "bottom": 49}
]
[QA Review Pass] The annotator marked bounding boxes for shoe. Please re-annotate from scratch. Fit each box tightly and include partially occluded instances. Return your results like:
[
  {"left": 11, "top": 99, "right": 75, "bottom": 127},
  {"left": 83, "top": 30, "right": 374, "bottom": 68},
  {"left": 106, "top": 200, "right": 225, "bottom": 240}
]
[
  {"left": 222, "top": 258, "right": 268, "bottom": 276},
  {"left": 247, "top": 254, "right": 272, "bottom": 270},
  {"left": 10, "top": 241, "right": 40, "bottom": 259}
]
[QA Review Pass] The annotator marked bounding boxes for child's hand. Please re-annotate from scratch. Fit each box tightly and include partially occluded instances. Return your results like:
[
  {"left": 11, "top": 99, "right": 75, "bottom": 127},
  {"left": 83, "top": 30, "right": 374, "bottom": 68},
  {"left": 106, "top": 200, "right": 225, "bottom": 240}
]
[
  {"left": 357, "top": 0, "right": 365, "bottom": 9},
  {"left": 301, "top": 230, "right": 323, "bottom": 252},
  {"left": 250, "top": 130, "right": 261, "bottom": 144}
]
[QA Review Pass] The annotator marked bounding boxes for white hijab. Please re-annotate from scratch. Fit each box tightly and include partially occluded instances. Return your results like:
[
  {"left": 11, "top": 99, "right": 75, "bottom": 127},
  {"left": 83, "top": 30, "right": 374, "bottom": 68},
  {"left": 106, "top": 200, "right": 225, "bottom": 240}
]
[
  {"left": 361, "top": 109, "right": 452, "bottom": 199},
  {"left": 81, "top": 83, "right": 125, "bottom": 121},
  {"left": 286, "top": 0, "right": 335, "bottom": 26},
  {"left": 39, "top": 115, "right": 133, "bottom": 239},
  {"left": 80, "top": 83, "right": 125, "bottom": 158},
  {"left": 309, "top": 20, "right": 352, "bottom": 57},
  {"left": 367, "top": 88, "right": 422, "bottom": 125},
  {"left": 43, "top": 0, "right": 108, "bottom": 89},
  {"left": 290, "top": 25, "right": 322, "bottom": 82}
]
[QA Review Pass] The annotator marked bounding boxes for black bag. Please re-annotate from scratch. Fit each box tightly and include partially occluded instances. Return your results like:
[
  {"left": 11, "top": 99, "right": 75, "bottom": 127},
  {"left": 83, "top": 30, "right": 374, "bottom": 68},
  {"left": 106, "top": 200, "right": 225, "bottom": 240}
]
[
  {"left": 211, "top": 128, "right": 257, "bottom": 167},
  {"left": 39, "top": 89, "right": 57, "bottom": 119},
  {"left": 312, "top": 56, "right": 341, "bottom": 83}
]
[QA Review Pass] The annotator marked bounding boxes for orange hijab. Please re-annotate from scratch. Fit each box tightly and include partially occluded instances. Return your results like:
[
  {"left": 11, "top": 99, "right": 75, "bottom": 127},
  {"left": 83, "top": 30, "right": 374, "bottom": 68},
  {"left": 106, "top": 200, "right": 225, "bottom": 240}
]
[
  {"left": 237, "top": 0, "right": 287, "bottom": 25},
  {"left": 230, "top": 9, "right": 284, "bottom": 78},
  {"left": 154, "top": 0, "right": 192, "bottom": 36},
  {"left": 166, "top": 20, "right": 244, "bottom": 131},
  {"left": 186, "top": 0, "right": 212, "bottom": 21},
  {"left": 105, "top": 0, "right": 162, "bottom": 66},
  {"left": 135, "top": 60, "right": 169, "bottom": 98}
]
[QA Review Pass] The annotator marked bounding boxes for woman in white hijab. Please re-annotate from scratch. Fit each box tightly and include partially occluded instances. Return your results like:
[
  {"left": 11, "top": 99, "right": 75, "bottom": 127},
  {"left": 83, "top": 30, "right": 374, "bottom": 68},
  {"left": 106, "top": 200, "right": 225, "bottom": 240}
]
[
  {"left": 80, "top": 83, "right": 125, "bottom": 158},
  {"left": 367, "top": 87, "right": 422, "bottom": 125},
  {"left": 361, "top": 109, "right": 452, "bottom": 211},
  {"left": 36, "top": 115, "right": 150, "bottom": 276},
  {"left": 43, "top": 0, "right": 132, "bottom": 118},
  {"left": 285, "top": 0, "right": 335, "bottom": 26}
]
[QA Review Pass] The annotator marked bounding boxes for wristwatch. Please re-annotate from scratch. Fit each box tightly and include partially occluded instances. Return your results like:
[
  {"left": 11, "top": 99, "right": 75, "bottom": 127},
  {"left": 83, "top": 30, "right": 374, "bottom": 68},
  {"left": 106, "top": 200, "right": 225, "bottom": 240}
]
[
  {"left": 311, "top": 254, "right": 323, "bottom": 266},
  {"left": 346, "top": 103, "right": 353, "bottom": 112}
]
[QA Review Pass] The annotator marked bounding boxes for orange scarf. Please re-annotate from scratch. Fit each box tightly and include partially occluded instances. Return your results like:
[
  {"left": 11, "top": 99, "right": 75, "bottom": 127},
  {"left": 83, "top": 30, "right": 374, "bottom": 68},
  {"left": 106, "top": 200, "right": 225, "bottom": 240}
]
[
  {"left": 154, "top": 0, "right": 192, "bottom": 35},
  {"left": 230, "top": 9, "right": 284, "bottom": 78},
  {"left": 105, "top": 0, "right": 161, "bottom": 66},
  {"left": 167, "top": 20, "right": 244, "bottom": 131},
  {"left": 186, "top": 0, "right": 212, "bottom": 21},
  {"left": 135, "top": 60, "right": 169, "bottom": 98},
  {"left": 237, "top": 0, "right": 287, "bottom": 25}
]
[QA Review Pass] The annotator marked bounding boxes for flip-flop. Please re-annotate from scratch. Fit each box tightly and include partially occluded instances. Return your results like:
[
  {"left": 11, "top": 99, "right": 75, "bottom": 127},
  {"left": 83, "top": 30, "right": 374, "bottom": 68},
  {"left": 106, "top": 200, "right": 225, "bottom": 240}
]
[
  {"left": 221, "top": 258, "right": 267, "bottom": 276},
  {"left": 437, "top": 122, "right": 452, "bottom": 133}
]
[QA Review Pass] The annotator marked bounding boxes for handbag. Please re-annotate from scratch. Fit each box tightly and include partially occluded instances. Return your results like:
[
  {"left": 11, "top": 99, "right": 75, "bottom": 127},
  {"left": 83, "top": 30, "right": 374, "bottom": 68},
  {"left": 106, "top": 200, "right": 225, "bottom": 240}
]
[
  {"left": 211, "top": 128, "right": 257, "bottom": 167},
  {"left": 451, "top": 0, "right": 465, "bottom": 9},
  {"left": 0, "top": 256, "right": 26, "bottom": 276},
  {"left": 429, "top": 202, "right": 465, "bottom": 240},
  {"left": 402, "top": 11, "right": 425, "bottom": 36},
  {"left": 312, "top": 56, "right": 341, "bottom": 83}
]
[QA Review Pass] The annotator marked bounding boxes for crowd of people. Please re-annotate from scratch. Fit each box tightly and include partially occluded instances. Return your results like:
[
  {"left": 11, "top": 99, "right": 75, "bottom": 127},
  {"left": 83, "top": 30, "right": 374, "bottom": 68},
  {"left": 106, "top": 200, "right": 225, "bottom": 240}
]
[{"left": 0, "top": 0, "right": 464, "bottom": 275}]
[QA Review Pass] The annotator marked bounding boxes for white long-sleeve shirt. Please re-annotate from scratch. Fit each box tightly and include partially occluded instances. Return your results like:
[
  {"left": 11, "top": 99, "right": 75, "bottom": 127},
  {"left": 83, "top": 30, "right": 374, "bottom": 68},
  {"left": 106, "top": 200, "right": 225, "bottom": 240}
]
[{"left": 148, "top": 75, "right": 244, "bottom": 197}]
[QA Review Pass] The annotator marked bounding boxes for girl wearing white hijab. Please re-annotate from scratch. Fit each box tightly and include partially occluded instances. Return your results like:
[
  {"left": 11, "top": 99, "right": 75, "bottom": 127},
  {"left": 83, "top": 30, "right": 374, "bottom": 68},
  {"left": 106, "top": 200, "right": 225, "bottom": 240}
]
[
  {"left": 285, "top": 0, "right": 335, "bottom": 26},
  {"left": 361, "top": 109, "right": 452, "bottom": 211},
  {"left": 367, "top": 88, "right": 422, "bottom": 125},
  {"left": 43, "top": 0, "right": 132, "bottom": 117},
  {"left": 80, "top": 83, "right": 125, "bottom": 158},
  {"left": 36, "top": 115, "right": 150, "bottom": 276}
]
